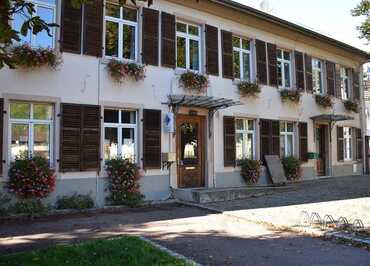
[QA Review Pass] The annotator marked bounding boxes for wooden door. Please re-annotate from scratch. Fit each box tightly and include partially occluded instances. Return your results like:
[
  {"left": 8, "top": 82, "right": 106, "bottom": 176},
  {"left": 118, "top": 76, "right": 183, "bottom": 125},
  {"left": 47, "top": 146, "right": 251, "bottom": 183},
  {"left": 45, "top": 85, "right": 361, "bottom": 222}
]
[
  {"left": 176, "top": 115, "right": 205, "bottom": 188},
  {"left": 316, "top": 125, "right": 327, "bottom": 176}
]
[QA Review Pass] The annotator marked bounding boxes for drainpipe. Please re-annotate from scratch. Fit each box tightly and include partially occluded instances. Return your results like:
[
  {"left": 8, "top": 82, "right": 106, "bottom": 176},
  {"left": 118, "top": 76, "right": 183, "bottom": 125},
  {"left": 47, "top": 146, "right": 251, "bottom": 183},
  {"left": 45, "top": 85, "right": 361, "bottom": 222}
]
[{"left": 96, "top": 57, "right": 102, "bottom": 207}]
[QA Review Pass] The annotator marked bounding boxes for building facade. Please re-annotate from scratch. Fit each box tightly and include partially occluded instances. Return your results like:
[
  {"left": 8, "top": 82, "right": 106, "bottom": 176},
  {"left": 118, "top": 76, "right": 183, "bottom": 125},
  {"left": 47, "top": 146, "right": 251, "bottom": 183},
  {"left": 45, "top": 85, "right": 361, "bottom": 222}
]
[{"left": 1, "top": 0, "right": 369, "bottom": 206}]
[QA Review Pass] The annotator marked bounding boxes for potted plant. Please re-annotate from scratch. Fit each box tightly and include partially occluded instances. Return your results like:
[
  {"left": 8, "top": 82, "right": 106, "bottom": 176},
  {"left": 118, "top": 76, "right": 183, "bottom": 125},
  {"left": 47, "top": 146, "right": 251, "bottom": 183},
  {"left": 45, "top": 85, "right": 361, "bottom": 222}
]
[
  {"left": 237, "top": 81, "right": 261, "bottom": 97},
  {"left": 281, "top": 156, "right": 302, "bottom": 181},
  {"left": 315, "top": 94, "right": 333, "bottom": 108},
  {"left": 280, "top": 89, "right": 301, "bottom": 103},
  {"left": 239, "top": 158, "right": 262, "bottom": 184},
  {"left": 107, "top": 59, "right": 146, "bottom": 83},
  {"left": 179, "top": 71, "right": 209, "bottom": 93},
  {"left": 343, "top": 100, "right": 359, "bottom": 113}
]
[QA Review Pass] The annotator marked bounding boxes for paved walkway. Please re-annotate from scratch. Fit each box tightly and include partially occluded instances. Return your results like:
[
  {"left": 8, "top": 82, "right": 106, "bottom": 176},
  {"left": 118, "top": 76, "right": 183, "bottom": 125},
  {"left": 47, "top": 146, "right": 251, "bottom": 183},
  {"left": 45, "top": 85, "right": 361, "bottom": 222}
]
[{"left": 1, "top": 204, "right": 369, "bottom": 265}]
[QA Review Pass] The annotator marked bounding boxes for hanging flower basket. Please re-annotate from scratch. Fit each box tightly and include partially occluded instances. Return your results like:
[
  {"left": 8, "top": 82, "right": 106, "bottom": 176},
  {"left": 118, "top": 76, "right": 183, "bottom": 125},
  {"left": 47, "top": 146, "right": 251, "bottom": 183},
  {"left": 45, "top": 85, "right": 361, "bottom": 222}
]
[
  {"left": 315, "top": 94, "right": 333, "bottom": 108},
  {"left": 107, "top": 59, "right": 146, "bottom": 83},
  {"left": 343, "top": 100, "right": 359, "bottom": 113},
  {"left": 237, "top": 81, "right": 261, "bottom": 97},
  {"left": 12, "top": 44, "right": 62, "bottom": 70},
  {"left": 280, "top": 89, "right": 301, "bottom": 103},
  {"left": 239, "top": 159, "right": 262, "bottom": 184},
  {"left": 179, "top": 71, "right": 209, "bottom": 93}
]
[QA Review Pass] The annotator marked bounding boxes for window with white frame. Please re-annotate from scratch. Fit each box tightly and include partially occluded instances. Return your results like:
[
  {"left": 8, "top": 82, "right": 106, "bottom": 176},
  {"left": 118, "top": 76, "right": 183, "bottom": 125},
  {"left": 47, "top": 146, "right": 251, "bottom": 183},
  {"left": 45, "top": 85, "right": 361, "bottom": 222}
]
[
  {"left": 312, "top": 58, "right": 324, "bottom": 94},
  {"left": 277, "top": 49, "right": 292, "bottom": 88},
  {"left": 104, "top": 109, "right": 137, "bottom": 162},
  {"left": 343, "top": 127, "right": 352, "bottom": 161},
  {"left": 280, "top": 121, "right": 294, "bottom": 157},
  {"left": 341, "top": 67, "right": 350, "bottom": 100},
  {"left": 232, "top": 36, "right": 252, "bottom": 81},
  {"left": 176, "top": 21, "right": 201, "bottom": 71},
  {"left": 104, "top": 3, "right": 138, "bottom": 60},
  {"left": 235, "top": 119, "right": 255, "bottom": 160},
  {"left": 12, "top": 0, "right": 56, "bottom": 48},
  {"left": 9, "top": 102, "right": 54, "bottom": 162}
]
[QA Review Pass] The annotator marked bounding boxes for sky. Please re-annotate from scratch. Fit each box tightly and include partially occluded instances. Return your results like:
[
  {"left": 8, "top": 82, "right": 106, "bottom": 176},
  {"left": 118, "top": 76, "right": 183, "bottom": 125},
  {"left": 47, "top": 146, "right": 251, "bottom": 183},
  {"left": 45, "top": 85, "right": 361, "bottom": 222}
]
[{"left": 234, "top": 0, "right": 369, "bottom": 52}]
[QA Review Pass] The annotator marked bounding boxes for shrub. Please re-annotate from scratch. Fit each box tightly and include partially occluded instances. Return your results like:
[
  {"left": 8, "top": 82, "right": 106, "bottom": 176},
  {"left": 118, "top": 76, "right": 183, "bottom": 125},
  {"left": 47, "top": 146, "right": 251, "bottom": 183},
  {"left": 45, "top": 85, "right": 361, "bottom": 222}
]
[
  {"left": 237, "top": 81, "right": 261, "bottom": 97},
  {"left": 56, "top": 194, "right": 94, "bottom": 210},
  {"left": 7, "top": 156, "right": 56, "bottom": 199},
  {"left": 280, "top": 89, "right": 301, "bottom": 103},
  {"left": 179, "top": 71, "right": 209, "bottom": 93},
  {"left": 282, "top": 156, "right": 302, "bottom": 181},
  {"left": 343, "top": 100, "right": 359, "bottom": 113},
  {"left": 12, "top": 44, "right": 62, "bottom": 69},
  {"left": 105, "top": 158, "right": 144, "bottom": 207},
  {"left": 9, "top": 199, "right": 48, "bottom": 216},
  {"left": 315, "top": 94, "right": 333, "bottom": 108},
  {"left": 239, "top": 159, "right": 262, "bottom": 184},
  {"left": 0, "top": 193, "right": 11, "bottom": 216},
  {"left": 107, "top": 59, "right": 146, "bottom": 83}
]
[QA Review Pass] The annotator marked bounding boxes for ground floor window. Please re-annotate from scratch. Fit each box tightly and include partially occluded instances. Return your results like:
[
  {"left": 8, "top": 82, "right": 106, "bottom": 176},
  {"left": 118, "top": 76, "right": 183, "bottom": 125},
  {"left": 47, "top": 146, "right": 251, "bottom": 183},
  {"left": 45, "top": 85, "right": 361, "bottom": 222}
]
[
  {"left": 343, "top": 127, "right": 352, "bottom": 161},
  {"left": 9, "top": 102, "right": 54, "bottom": 162},
  {"left": 104, "top": 109, "right": 137, "bottom": 162},
  {"left": 280, "top": 121, "right": 294, "bottom": 157},
  {"left": 235, "top": 119, "right": 255, "bottom": 160}
]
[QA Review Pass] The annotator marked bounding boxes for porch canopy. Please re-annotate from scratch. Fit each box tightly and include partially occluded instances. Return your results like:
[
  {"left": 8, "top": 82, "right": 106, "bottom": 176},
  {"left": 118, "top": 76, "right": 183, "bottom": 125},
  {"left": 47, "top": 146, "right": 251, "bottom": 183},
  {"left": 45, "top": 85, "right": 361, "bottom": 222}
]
[{"left": 310, "top": 114, "right": 354, "bottom": 123}]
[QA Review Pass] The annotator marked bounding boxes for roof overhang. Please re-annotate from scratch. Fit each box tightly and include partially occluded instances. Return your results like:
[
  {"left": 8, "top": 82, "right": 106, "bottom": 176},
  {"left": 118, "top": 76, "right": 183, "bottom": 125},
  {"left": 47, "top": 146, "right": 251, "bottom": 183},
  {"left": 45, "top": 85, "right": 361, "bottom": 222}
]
[{"left": 310, "top": 114, "right": 354, "bottom": 123}]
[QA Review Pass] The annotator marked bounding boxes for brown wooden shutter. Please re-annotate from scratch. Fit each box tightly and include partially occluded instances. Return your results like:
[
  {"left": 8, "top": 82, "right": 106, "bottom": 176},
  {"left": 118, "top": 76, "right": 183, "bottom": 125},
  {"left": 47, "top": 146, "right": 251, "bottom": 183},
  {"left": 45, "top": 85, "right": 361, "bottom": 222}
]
[
  {"left": 267, "top": 43, "right": 277, "bottom": 87},
  {"left": 60, "top": 0, "right": 82, "bottom": 54},
  {"left": 271, "top": 120, "right": 280, "bottom": 156},
  {"left": 83, "top": 0, "right": 103, "bottom": 57},
  {"left": 142, "top": 8, "right": 159, "bottom": 66},
  {"left": 0, "top": 99, "right": 3, "bottom": 175},
  {"left": 60, "top": 104, "right": 101, "bottom": 172},
  {"left": 299, "top": 122, "right": 308, "bottom": 162},
  {"left": 224, "top": 116, "right": 236, "bottom": 166},
  {"left": 143, "top": 109, "right": 161, "bottom": 169},
  {"left": 337, "top": 126, "right": 344, "bottom": 162},
  {"left": 161, "top": 12, "right": 176, "bottom": 68},
  {"left": 335, "top": 64, "right": 341, "bottom": 98},
  {"left": 221, "top": 30, "right": 233, "bottom": 79},
  {"left": 326, "top": 61, "right": 335, "bottom": 96},
  {"left": 305, "top": 54, "right": 313, "bottom": 93},
  {"left": 353, "top": 70, "right": 360, "bottom": 101},
  {"left": 256, "top": 39, "right": 267, "bottom": 85},
  {"left": 295, "top": 51, "right": 305, "bottom": 91},
  {"left": 205, "top": 25, "right": 219, "bottom": 76},
  {"left": 260, "top": 119, "right": 280, "bottom": 162},
  {"left": 356, "top": 128, "right": 363, "bottom": 161}
]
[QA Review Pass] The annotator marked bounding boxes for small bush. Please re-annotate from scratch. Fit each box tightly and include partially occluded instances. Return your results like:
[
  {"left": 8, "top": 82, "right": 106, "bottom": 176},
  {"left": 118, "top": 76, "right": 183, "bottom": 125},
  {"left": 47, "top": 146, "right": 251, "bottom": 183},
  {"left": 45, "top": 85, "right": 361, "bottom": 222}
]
[
  {"left": 9, "top": 199, "right": 48, "bottom": 216},
  {"left": 237, "top": 81, "right": 261, "bottom": 97},
  {"left": 282, "top": 156, "right": 302, "bottom": 181},
  {"left": 105, "top": 158, "right": 144, "bottom": 207},
  {"left": 56, "top": 194, "right": 94, "bottom": 210},
  {"left": 0, "top": 193, "right": 11, "bottom": 216},
  {"left": 280, "top": 89, "right": 301, "bottom": 103},
  {"left": 239, "top": 159, "right": 262, "bottom": 184}
]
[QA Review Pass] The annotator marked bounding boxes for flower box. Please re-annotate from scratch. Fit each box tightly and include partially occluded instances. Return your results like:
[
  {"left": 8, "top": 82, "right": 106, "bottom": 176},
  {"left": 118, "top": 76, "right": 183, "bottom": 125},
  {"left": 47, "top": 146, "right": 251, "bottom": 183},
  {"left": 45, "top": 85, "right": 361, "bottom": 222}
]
[
  {"left": 179, "top": 71, "right": 209, "bottom": 93},
  {"left": 237, "top": 81, "right": 261, "bottom": 97},
  {"left": 315, "top": 94, "right": 333, "bottom": 108},
  {"left": 107, "top": 59, "right": 146, "bottom": 83},
  {"left": 280, "top": 89, "right": 301, "bottom": 103},
  {"left": 343, "top": 100, "right": 359, "bottom": 113}
]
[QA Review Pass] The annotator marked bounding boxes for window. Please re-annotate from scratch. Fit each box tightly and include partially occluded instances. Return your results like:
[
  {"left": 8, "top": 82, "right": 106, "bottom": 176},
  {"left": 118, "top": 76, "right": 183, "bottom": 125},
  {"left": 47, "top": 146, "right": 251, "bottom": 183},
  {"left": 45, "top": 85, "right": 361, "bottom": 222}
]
[
  {"left": 277, "top": 49, "right": 291, "bottom": 88},
  {"left": 105, "top": 3, "right": 138, "bottom": 60},
  {"left": 13, "top": 0, "right": 56, "bottom": 48},
  {"left": 280, "top": 122, "right": 294, "bottom": 157},
  {"left": 9, "top": 102, "right": 54, "bottom": 162},
  {"left": 104, "top": 109, "right": 137, "bottom": 162},
  {"left": 312, "top": 58, "right": 324, "bottom": 94},
  {"left": 343, "top": 127, "right": 352, "bottom": 161},
  {"left": 341, "top": 67, "right": 350, "bottom": 100},
  {"left": 233, "top": 36, "right": 251, "bottom": 81},
  {"left": 235, "top": 119, "right": 255, "bottom": 160},
  {"left": 176, "top": 21, "right": 201, "bottom": 71}
]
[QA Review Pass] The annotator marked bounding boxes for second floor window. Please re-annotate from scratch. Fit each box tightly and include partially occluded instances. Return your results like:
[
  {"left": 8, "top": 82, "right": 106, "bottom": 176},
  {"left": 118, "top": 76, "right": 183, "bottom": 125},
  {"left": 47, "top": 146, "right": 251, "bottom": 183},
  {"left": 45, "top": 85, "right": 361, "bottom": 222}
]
[
  {"left": 233, "top": 36, "right": 251, "bottom": 81},
  {"left": 176, "top": 22, "right": 201, "bottom": 71},
  {"left": 277, "top": 49, "right": 291, "bottom": 88},
  {"left": 13, "top": 0, "right": 56, "bottom": 48},
  {"left": 343, "top": 127, "right": 352, "bottom": 161},
  {"left": 312, "top": 58, "right": 323, "bottom": 94},
  {"left": 280, "top": 121, "right": 294, "bottom": 157},
  {"left": 235, "top": 119, "right": 255, "bottom": 160},
  {"left": 105, "top": 4, "right": 138, "bottom": 60},
  {"left": 341, "top": 67, "right": 350, "bottom": 100}
]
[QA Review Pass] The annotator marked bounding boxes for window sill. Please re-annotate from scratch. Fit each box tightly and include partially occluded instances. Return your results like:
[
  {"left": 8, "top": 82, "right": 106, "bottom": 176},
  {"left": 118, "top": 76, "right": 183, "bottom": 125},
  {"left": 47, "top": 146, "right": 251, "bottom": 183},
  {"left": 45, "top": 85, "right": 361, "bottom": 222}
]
[
  {"left": 101, "top": 57, "right": 139, "bottom": 65},
  {"left": 174, "top": 68, "right": 202, "bottom": 76}
]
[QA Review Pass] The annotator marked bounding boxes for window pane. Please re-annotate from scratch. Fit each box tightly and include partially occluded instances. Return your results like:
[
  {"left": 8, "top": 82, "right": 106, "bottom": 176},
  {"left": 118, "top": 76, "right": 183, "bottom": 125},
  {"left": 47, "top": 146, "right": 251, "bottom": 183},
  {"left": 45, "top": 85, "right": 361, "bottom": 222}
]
[
  {"left": 248, "top": 120, "right": 254, "bottom": 131},
  {"left": 287, "top": 123, "right": 294, "bottom": 132},
  {"left": 236, "top": 119, "right": 244, "bottom": 130},
  {"left": 33, "top": 124, "right": 50, "bottom": 160},
  {"left": 11, "top": 124, "right": 29, "bottom": 160},
  {"left": 122, "top": 128, "right": 135, "bottom": 161},
  {"left": 180, "top": 123, "right": 198, "bottom": 164},
  {"left": 35, "top": 7, "right": 54, "bottom": 48},
  {"left": 189, "top": 39, "right": 199, "bottom": 70},
  {"left": 177, "top": 37, "right": 186, "bottom": 68},
  {"left": 39, "top": 0, "right": 56, "bottom": 4},
  {"left": 104, "top": 127, "right": 118, "bottom": 160},
  {"left": 10, "top": 103, "right": 30, "bottom": 119},
  {"left": 105, "top": 21, "right": 119, "bottom": 57},
  {"left": 283, "top": 51, "right": 290, "bottom": 60},
  {"left": 34, "top": 104, "right": 53, "bottom": 120},
  {"left": 122, "top": 25, "right": 136, "bottom": 60},
  {"left": 247, "top": 133, "right": 253, "bottom": 159},
  {"left": 232, "top": 36, "right": 240, "bottom": 48},
  {"left": 280, "top": 122, "right": 285, "bottom": 132},
  {"left": 188, "top": 25, "right": 199, "bottom": 36},
  {"left": 284, "top": 62, "right": 290, "bottom": 87},
  {"left": 277, "top": 49, "right": 282, "bottom": 59},
  {"left": 287, "top": 135, "right": 293, "bottom": 156},
  {"left": 121, "top": 110, "right": 136, "bottom": 124},
  {"left": 236, "top": 132, "right": 243, "bottom": 160},
  {"left": 13, "top": 13, "right": 31, "bottom": 44},
  {"left": 242, "top": 52, "right": 250, "bottom": 81},
  {"left": 242, "top": 39, "right": 250, "bottom": 50},
  {"left": 176, "top": 22, "right": 187, "bottom": 33},
  {"left": 280, "top": 135, "right": 285, "bottom": 157},
  {"left": 233, "top": 51, "right": 240, "bottom": 79},
  {"left": 105, "top": 3, "right": 120, "bottom": 18},
  {"left": 122, "top": 7, "right": 137, "bottom": 22},
  {"left": 104, "top": 109, "right": 119, "bottom": 123},
  {"left": 277, "top": 61, "right": 282, "bottom": 87}
]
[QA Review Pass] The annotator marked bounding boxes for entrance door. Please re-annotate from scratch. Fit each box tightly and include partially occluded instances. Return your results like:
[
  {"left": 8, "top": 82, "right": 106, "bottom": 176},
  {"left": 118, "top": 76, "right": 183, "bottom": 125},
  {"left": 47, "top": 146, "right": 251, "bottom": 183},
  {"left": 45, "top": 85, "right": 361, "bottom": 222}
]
[
  {"left": 176, "top": 115, "right": 205, "bottom": 188},
  {"left": 316, "top": 125, "right": 327, "bottom": 176}
]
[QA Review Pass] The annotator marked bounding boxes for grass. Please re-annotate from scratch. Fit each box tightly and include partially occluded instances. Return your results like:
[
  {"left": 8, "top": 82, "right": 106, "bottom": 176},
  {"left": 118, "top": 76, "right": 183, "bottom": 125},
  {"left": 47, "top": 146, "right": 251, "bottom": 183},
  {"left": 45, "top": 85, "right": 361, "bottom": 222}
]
[{"left": 0, "top": 236, "right": 192, "bottom": 266}]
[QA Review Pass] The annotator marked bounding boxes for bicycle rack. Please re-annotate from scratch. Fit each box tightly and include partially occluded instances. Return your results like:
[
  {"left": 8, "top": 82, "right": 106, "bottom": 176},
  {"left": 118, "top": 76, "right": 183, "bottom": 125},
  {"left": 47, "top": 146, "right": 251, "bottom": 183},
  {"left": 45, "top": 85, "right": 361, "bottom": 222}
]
[
  {"left": 322, "top": 214, "right": 335, "bottom": 230},
  {"left": 310, "top": 212, "right": 322, "bottom": 227},
  {"left": 336, "top": 216, "right": 350, "bottom": 229},
  {"left": 352, "top": 219, "right": 365, "bottom": 231}
]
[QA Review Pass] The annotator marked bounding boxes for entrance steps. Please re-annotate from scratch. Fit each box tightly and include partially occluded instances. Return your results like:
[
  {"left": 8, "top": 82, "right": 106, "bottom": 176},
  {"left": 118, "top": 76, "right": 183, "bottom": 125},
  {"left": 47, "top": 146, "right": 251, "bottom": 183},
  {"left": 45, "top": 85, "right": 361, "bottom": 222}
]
[{"left": 173, "top": 186, "right": 292, "bottom": 204}]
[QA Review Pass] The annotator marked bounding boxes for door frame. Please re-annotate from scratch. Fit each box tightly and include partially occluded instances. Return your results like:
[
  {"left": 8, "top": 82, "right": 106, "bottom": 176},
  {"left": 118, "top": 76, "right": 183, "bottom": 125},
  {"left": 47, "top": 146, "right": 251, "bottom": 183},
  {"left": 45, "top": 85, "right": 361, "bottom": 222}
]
[{"left": 176, "top": 114, "right": 206, "bottom": 188}]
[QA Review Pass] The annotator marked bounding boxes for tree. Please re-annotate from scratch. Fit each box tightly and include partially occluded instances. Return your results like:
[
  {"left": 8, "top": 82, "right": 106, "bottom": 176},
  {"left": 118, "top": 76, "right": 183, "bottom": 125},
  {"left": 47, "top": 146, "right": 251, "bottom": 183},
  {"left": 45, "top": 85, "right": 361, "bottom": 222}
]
[
  {"left": 352, "top": 0, "right": 370, "bottom": 44},
  {"left": 0, "top": 0, "right": 152, "bottom": 69}
]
